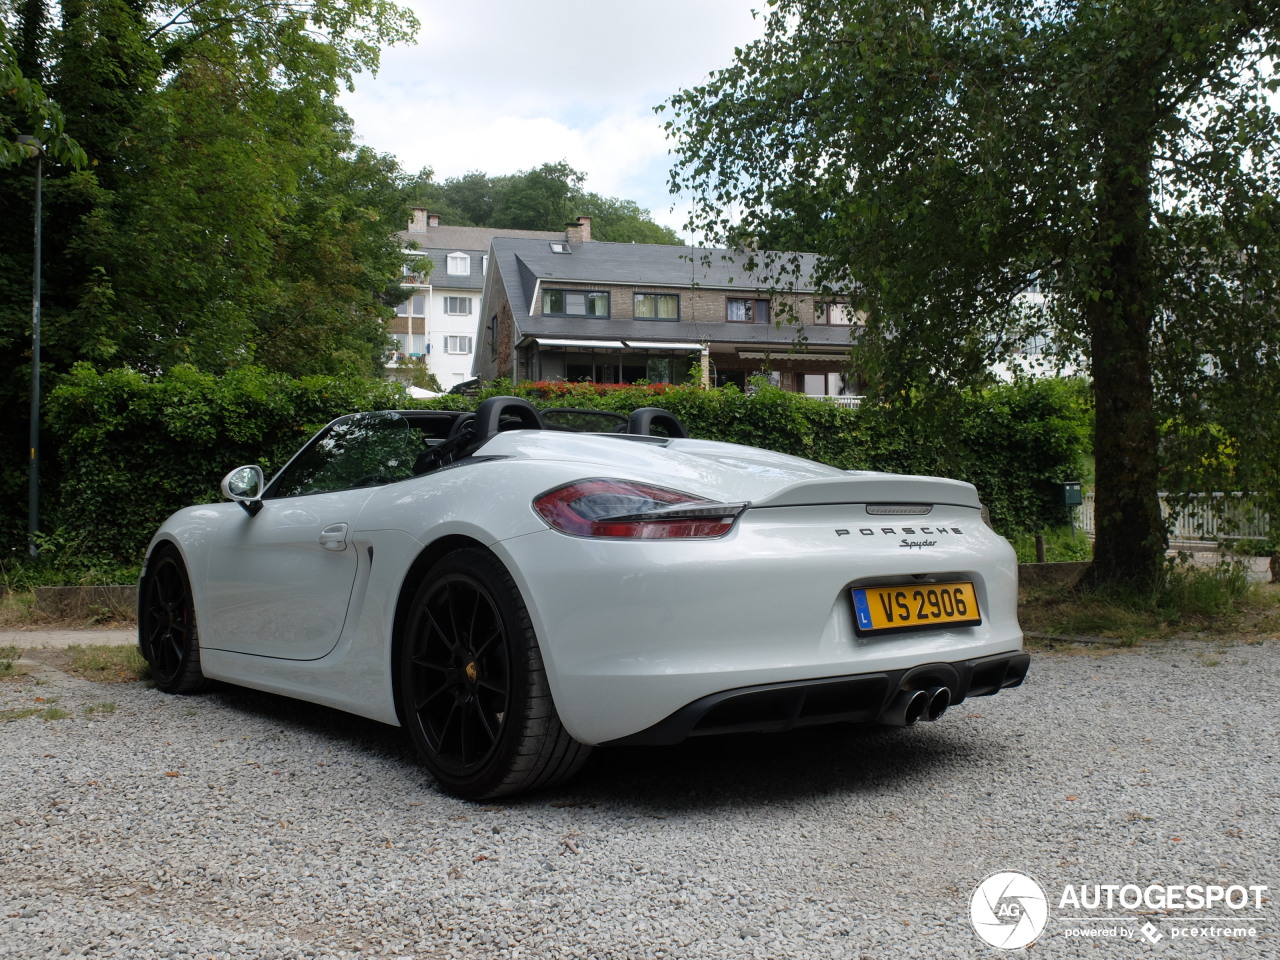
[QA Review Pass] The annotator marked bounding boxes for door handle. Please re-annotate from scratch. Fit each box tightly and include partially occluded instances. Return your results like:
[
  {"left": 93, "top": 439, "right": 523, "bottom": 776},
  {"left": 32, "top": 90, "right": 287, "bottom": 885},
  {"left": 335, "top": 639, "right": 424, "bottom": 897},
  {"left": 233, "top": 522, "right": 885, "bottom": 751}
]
[{"left": 319, "top": 523, "right": 349, "bottom": 551}]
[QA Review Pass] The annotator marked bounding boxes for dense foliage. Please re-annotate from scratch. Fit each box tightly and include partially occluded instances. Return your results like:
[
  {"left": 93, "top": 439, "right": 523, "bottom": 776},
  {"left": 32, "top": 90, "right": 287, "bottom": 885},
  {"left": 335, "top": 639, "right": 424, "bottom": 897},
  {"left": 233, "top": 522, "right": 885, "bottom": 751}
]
[
  {"left": 491, "top": 378, "right": 1092, "bottom": 535},
  {"left": 0, "top": 20, "right": 84, "bottom": 167},
  {"left": 0, "top": 0, "right": 419, "bottom": 548},
  {"left": 39, "top": 364, "right": 409, "bottom": 561},
  {"left": 28, "top": 369, "right": 1089, "bottom": 568},
  {"left": 402, "top": 162, "right": 682, "bottom": 244},
  {"left": 662, "top": 0, "right": 1280, "bottom": 591}
]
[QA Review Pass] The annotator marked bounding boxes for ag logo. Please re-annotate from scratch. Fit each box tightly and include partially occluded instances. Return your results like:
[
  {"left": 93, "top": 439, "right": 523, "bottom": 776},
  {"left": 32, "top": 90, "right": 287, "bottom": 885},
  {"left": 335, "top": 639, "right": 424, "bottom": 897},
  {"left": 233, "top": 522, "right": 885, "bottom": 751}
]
[{"left": 970, "top": 871, "right": 1048, "bottom": 949}]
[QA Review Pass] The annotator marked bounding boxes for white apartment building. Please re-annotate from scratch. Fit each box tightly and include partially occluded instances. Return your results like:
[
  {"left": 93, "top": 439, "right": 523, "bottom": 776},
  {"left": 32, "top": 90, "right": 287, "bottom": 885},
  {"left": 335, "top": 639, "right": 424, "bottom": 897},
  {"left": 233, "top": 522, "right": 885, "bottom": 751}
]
[{"left": 389, "top": 210, "right": 563, "bottom": 389}]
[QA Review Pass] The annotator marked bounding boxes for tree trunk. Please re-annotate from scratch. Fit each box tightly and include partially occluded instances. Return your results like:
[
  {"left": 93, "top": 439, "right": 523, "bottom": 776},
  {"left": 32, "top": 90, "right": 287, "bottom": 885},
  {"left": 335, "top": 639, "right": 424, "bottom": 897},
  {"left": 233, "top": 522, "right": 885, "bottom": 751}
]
[
  {"left": 16, "top": 0, "right": 47, "bottom": 84},
  {"left": 1081, "top": 148, "right": 1166, "bottom": 592}
]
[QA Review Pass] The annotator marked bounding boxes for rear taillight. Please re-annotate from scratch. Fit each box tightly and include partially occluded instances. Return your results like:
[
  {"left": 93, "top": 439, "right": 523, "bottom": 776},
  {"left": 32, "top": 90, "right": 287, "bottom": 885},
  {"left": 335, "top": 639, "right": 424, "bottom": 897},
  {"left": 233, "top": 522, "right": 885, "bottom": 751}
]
[{"left": 533, "top": 479, "right": 745, "bottom": 539}]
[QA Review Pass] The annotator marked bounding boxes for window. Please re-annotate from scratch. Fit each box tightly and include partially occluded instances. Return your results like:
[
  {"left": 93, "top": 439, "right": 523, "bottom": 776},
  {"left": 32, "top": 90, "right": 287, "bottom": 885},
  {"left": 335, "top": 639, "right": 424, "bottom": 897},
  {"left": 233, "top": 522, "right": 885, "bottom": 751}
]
[
  {"left": 820, "top": 303, "right": 865, "bottom": 325},
  {"left": 446, "top": 252, "right": 471, "bottom": 275},
  {"left": 818, "top": 303, "right": 855, "bottom": 325},
  {"left": 444, "top": 335, "right": 472, "bottom": 354},
  {"left": 443, "top": 296, "right": 472, "bottom": 315},
  {"left": 542, "top": 289, "right": 610, "bottom": 318},
  {"left": 634, "top": 293, "right": 679, "bottom": 320},
  {"left": 550, "top": 242, "right": 570, "bottom": 254},
  {"left": 647, "top": 357, "right": 673, "bottom": 382},
  {"left": 396, "top": 294, "right": 427, "bottom": 317},
  {"left": 727, "top": 298, "right": 770, "bottom": 323},
  {"left": 269, "top": 413, "right": 422, "bottom": 498},
  {"left": 800, "top": 372, "right": 859, "bottom": 396}
]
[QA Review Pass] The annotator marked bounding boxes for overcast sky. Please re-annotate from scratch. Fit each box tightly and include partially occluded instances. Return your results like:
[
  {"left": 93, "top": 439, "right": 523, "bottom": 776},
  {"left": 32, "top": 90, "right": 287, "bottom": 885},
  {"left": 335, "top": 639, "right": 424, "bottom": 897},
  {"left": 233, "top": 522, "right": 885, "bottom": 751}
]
[{"left": 338, "top": 0, "right": 767, "bottom": 240}]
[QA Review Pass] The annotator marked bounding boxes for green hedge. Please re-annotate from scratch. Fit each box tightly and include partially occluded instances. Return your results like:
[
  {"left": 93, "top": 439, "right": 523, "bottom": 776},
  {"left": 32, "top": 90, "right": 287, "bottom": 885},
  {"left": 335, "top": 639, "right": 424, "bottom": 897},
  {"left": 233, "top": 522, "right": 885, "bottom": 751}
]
[
  {"left": 21, "top": 367, "right": 1089, "bottom": 566},
  {"left": 37, "top": 364, "right": 408, "bottom": 562},
  {"left": 490, "top": 378, "right": 1091, "bottom": 535}
]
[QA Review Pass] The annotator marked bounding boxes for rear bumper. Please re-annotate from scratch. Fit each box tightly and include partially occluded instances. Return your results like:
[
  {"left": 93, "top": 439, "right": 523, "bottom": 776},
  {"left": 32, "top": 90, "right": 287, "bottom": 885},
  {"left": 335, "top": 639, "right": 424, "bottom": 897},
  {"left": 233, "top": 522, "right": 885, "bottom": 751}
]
[{"left": 603, "top": 651, "right": 1030, "bottom": 746}]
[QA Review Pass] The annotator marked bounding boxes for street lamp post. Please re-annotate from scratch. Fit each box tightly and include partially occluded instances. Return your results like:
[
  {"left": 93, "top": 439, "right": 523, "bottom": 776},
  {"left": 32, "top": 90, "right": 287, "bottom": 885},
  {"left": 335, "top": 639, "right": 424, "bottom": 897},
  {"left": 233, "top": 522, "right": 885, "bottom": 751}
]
[{"left": 18, "top": 135, "right": 44, "bottom": 558}]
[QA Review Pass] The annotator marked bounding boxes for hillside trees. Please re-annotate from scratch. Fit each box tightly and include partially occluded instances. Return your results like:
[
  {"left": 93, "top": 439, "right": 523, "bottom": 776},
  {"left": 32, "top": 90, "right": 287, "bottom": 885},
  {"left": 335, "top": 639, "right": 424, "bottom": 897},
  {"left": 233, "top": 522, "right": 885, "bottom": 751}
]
[
  {"left": 403, "top": 162, "right": 682, "bottom": 243},
  {"left": 664, "top": 0, "right": 1280, "bottom": 591}
]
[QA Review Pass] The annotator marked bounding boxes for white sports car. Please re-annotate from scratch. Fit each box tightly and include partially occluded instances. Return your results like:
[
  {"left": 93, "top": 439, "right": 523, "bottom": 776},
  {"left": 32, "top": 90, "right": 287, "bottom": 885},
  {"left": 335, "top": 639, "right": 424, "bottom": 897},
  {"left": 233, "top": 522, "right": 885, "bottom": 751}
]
[{"left": 139, "top": 396, "right": 1028, "bottom": 799}]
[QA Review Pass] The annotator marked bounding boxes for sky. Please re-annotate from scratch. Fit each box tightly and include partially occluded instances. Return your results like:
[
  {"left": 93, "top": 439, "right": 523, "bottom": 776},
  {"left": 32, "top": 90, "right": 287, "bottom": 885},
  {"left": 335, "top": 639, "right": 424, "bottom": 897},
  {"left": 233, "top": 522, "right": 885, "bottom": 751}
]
[{"left": 337, "top": 0, "right": 768, "bottom": 241}]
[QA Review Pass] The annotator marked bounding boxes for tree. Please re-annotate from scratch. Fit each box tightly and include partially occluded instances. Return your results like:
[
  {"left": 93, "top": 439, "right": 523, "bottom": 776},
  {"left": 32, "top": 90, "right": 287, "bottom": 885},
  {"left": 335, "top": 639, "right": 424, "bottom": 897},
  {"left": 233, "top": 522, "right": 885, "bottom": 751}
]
[
  {"left": 76, "top": 19, "right": 411, "bottom": 375},
  {"left": 492, "top": 161, "right": 584, "bottom": 231},
  {"left": 663, "top": 0, "right": 1280, "bottom": 591},
  {"left": 0, "top": 21, "right": 86, "bottom": 167},
  {"left": 0, "top": 0, "right": 418, "bottom": 551},
  {"left": 402, "top": 163, "right": 682, "bottom": 244},
  {"left": 2, "top": 0, "right": 418, "bottom": 372},
  {"left": 576, "top": 193, "right": 682, "bottom": 245}
]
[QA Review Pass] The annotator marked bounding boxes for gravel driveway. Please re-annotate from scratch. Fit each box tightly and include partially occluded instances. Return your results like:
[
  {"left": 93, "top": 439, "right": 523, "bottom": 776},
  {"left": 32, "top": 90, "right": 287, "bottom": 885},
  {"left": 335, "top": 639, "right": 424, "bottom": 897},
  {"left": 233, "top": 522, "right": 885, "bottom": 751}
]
[{"left": 2, "top": 633, "right": 1277, "bottom": 959}]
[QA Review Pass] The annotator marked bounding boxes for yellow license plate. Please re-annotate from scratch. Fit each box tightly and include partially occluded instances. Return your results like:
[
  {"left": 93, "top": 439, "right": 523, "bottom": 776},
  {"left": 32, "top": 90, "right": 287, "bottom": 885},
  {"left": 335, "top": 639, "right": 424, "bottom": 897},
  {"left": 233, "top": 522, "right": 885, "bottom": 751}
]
[{"left": 852, "top": 581, "right": 982, "bottom": 635}]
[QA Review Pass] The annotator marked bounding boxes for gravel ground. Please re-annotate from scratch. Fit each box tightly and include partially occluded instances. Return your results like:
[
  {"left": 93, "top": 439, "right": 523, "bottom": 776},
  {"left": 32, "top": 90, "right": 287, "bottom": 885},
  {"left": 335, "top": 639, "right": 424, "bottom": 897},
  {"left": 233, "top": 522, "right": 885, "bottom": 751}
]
[{"left": 2, "top": 634, "right": 1278, "bottom": 959}]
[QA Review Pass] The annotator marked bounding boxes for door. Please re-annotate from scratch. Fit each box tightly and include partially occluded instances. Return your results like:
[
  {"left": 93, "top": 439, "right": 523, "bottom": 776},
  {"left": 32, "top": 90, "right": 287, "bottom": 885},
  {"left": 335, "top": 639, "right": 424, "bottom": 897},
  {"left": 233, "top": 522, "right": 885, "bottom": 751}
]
[
  {"left": 200, "top": 412, "right": 423, "bottom": 660},
  {"left": 202, "top": 488, "right": 373, "bottom": 659}
]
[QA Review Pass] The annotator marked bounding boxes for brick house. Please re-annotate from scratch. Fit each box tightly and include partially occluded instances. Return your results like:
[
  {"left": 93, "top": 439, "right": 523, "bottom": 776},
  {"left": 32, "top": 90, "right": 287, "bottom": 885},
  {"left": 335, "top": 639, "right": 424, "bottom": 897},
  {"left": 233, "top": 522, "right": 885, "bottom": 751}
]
[{"left": 473, "top": 220, "right": 866, "bottom": 399}]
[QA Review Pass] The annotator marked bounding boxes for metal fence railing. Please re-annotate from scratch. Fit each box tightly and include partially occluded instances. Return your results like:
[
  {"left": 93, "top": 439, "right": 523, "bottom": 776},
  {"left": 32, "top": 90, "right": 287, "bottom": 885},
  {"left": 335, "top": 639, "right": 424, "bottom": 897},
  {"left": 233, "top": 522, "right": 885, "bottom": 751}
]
[{"left": 1077, "top": 492, "right": 1271, "bottom": 542}]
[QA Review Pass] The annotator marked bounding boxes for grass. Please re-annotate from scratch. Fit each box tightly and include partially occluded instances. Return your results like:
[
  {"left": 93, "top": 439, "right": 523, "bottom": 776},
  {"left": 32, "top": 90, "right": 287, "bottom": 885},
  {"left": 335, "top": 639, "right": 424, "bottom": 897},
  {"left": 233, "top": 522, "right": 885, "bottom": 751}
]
[
  {"left": 0, "top": 706, "right": 44, "bottom": 721},
  {"left": 0, "top": 640, "right": 147, "bottom": 687},
  {"left": 65, "top": 644, "right": 148, "bottom": 683},
  {"left": 0, "top": 590, "right": 36, "bottom": 629},
  {"left": 1009, "top": 525, "right": 1094, "bottom": 563},
  {"left": 0, "top": 542, "right": 141, "bottom": 593},
  {"left": 1021, "top": 557, "right": 1277, "bottom": 646},
  {"left": 0, "top": 585, "right": 134, "bottom": 630},
  {"left": 0, "top": 696, "right": 71, "bottom": 722}
]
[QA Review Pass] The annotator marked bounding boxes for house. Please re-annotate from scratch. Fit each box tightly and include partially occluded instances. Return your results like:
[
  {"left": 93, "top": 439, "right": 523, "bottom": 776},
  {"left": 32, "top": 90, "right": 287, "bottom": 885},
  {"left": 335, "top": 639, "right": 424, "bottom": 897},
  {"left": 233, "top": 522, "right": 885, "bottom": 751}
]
[
  {"left": 388, "top": 209, "right": 565, "bottom": 390},
  {"left": 474, "top": 222, "right": 866, "bottom": 400}
]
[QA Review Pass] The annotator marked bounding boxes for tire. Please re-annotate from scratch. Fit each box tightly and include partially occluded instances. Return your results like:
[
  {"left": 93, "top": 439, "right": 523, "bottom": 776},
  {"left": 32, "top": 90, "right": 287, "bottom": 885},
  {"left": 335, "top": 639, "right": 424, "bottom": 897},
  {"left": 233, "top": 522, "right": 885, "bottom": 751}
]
[
  {"left": 400, "top": 548, "right": 590, "bottom": 799},
  {"left": 138, "top": 546, "right": 207, "bottom": 694}
]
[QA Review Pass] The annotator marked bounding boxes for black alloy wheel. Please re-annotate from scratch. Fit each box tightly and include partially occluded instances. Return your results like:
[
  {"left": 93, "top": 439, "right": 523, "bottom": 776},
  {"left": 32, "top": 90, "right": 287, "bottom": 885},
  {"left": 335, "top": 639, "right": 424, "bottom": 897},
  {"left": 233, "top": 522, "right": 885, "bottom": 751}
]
[
  {"left": 400, "top": 548, "right": 589, "bottom": 799},
  {"left": 138, "top": 546, "right": 207, "bottom": 694}
]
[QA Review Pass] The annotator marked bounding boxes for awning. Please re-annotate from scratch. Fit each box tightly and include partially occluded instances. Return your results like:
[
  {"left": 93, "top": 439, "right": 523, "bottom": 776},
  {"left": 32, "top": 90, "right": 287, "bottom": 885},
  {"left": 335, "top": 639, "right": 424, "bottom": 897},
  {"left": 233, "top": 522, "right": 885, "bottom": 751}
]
[
  {"left": 623, "top": 341, "right": 705, "bottom": 351},
  {"left": 738, "top": 350, "right": 851, "bottom": 360},
  {"left": 534, "top": 338, "right": 626, "bottom": 349}
]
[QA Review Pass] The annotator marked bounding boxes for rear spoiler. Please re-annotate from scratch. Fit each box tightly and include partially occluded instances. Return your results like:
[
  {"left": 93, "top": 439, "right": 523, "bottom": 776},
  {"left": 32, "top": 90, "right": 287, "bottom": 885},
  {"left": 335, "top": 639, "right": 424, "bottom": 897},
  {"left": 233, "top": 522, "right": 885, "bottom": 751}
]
[{"left": 748, "top": 473, "right": 982, "bottom": 510}]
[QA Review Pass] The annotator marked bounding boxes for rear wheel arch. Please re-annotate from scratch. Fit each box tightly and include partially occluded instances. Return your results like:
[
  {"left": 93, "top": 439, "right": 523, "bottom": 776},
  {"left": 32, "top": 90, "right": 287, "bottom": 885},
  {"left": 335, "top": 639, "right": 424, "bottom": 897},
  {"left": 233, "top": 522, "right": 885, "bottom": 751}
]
[
  {"left": 392, "top": 540, "right": 589, "bottom": 798},
  {"left": 391, "top": 534, "right": 490, "bottom": 723}
]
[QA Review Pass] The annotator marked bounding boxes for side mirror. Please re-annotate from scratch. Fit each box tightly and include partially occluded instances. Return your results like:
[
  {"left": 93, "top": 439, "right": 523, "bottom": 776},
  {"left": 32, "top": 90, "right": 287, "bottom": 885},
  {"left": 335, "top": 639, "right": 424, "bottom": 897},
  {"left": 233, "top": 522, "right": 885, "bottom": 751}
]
[{"left": 221, "top": 465, "right": 265, "bottom": 516}]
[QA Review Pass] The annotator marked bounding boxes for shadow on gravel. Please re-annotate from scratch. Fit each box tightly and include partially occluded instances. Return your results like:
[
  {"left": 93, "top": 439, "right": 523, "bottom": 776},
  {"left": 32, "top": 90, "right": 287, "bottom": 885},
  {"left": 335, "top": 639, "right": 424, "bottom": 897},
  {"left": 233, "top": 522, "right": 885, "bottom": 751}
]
[
  {"left": 198, "top": 681, "right": 989, "bottom": 811},
  {"left": 565, "top": 723, "right": 986, "bottom": 813},
  {"left": 203, "top": 682, "right": 422, "bottom": 767}
]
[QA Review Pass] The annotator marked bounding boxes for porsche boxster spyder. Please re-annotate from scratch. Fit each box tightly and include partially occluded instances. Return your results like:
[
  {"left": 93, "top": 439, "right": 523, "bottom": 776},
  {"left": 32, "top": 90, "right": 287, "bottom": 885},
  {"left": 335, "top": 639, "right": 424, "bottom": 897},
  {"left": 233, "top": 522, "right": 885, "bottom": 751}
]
[{"left": 139, "top": 396, "right": 1028, "bottom": 798}]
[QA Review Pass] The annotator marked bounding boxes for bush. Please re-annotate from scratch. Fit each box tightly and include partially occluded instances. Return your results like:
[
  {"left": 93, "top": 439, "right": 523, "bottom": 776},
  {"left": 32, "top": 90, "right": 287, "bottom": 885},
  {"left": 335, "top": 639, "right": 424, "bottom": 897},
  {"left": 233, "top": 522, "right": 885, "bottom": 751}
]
[
  {"left": 495, "top": 378, "right": 1090, "bottom": 533},
  {"left": 12, "top": 367, "right": 1089, "bottom": 570},
  {"left": 34, "top": 364, "right": 408, "bottom": 563}
]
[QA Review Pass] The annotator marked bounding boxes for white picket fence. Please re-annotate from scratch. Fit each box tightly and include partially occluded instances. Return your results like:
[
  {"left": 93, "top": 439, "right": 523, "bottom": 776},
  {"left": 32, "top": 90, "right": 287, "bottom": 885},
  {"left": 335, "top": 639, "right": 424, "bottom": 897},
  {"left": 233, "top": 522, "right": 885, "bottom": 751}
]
[
  {"left": 1077, "top": 492, "right": 1270, "bottom": 542},
  {"left": 822, "top": 395, "right": 865, "bottom": 409}
]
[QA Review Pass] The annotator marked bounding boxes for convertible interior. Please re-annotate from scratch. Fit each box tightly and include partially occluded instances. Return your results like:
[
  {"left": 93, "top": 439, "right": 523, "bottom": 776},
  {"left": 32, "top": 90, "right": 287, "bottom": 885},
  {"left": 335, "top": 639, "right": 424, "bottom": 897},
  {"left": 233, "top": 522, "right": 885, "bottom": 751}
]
[
  {"left": 263, "top": 398, "right": 690, "bottom": 499},
  {"left": 406, "top": 398, "right": 688, "bottom": 474}
]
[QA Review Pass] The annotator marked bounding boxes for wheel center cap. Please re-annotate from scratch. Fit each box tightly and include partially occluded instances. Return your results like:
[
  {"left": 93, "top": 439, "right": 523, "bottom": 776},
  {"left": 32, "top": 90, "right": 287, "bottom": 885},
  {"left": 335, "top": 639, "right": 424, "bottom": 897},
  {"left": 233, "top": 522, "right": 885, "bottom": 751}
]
[{"left": 465, "top": 661, "right": 479, "bottom": 685}]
